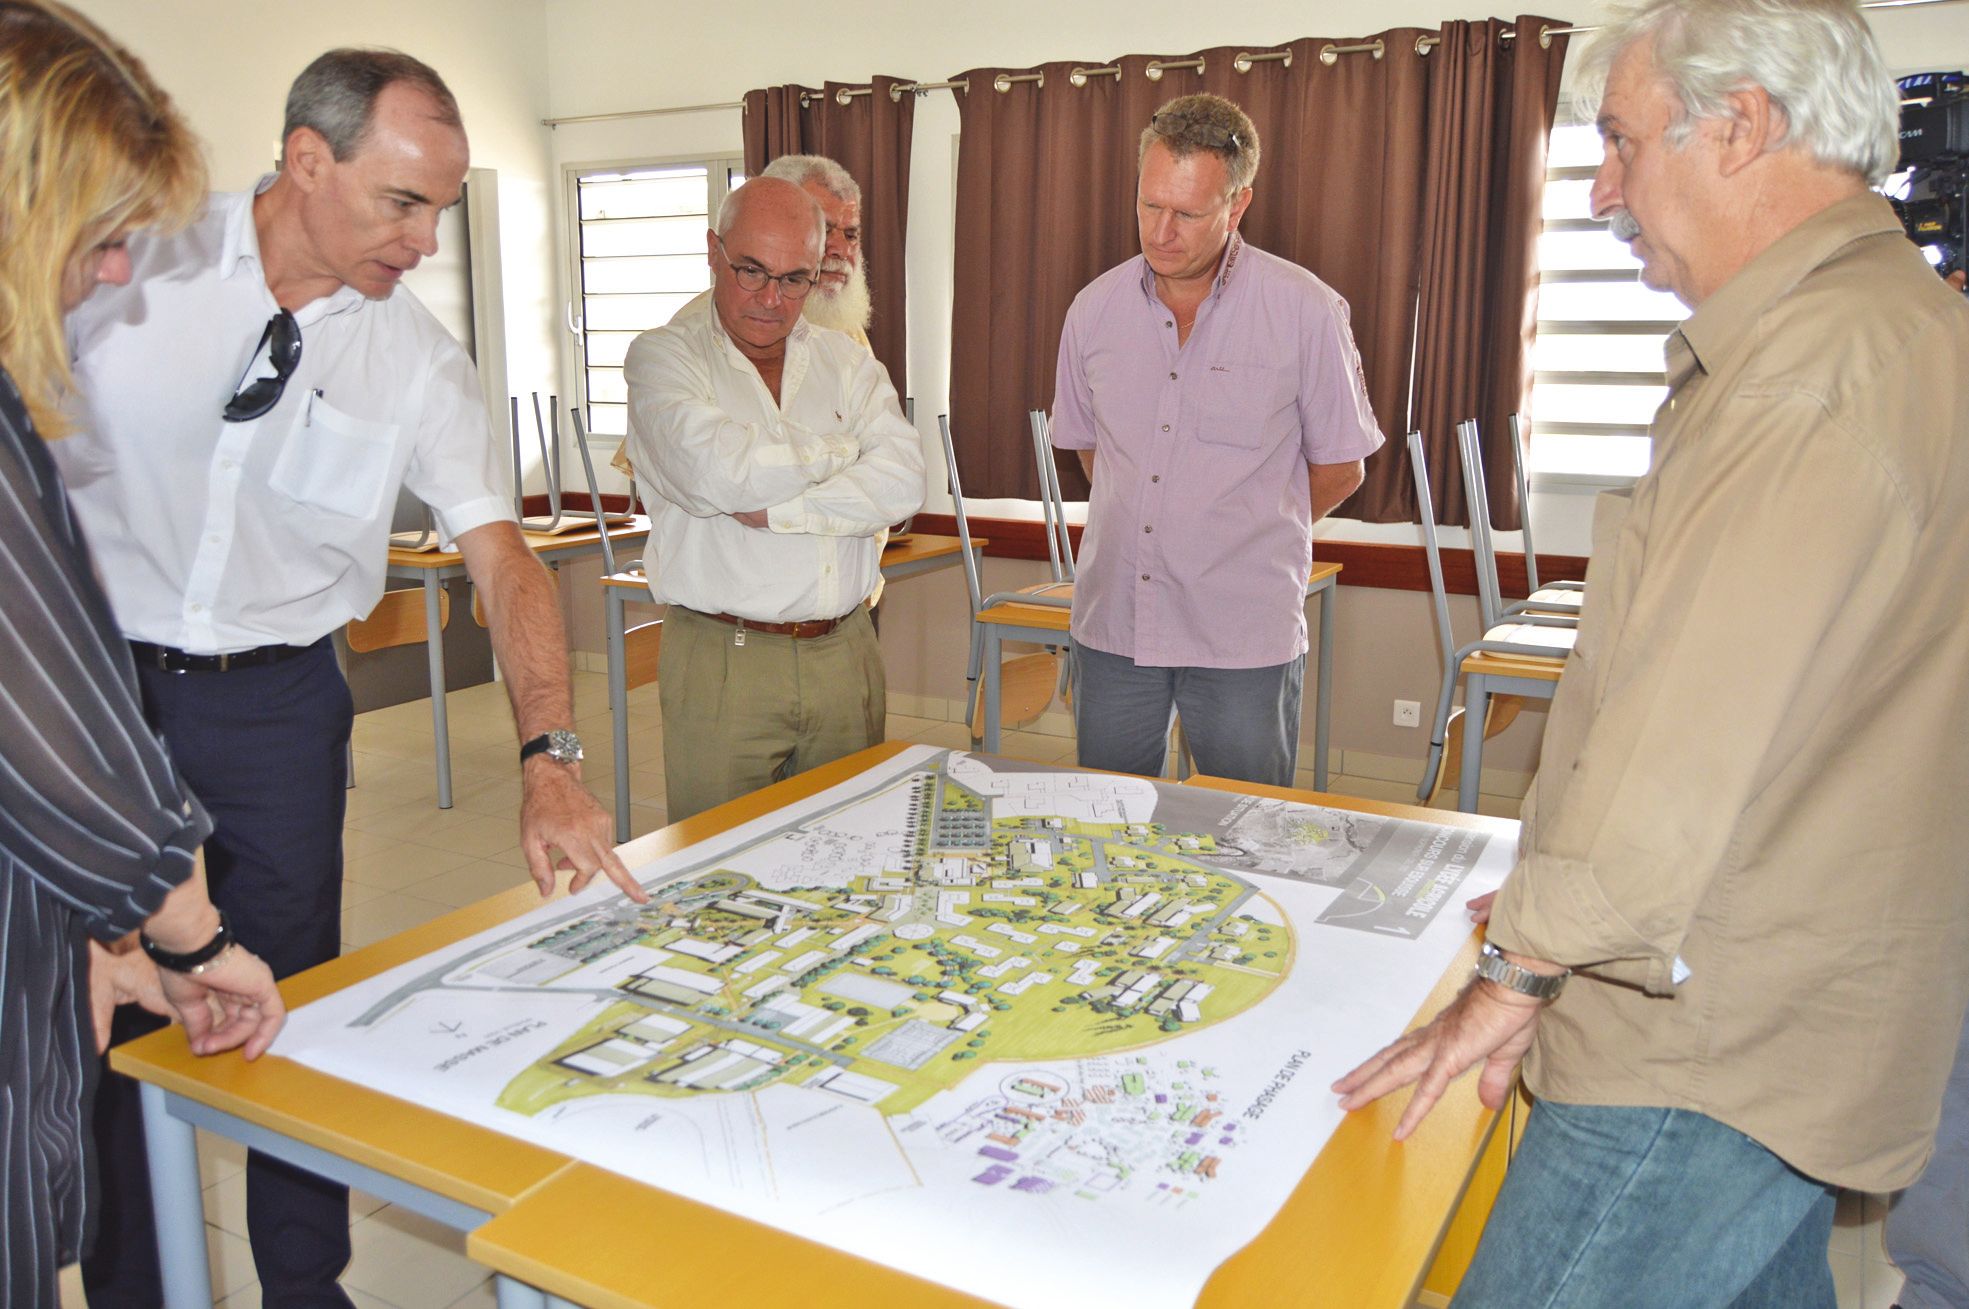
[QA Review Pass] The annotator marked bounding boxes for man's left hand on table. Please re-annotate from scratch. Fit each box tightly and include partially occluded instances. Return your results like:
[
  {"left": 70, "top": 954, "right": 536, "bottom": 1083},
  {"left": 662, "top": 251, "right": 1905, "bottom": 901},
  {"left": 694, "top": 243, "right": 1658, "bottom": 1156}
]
[{"left": 1332, "top": 966, "right": 1547, "bottom": 1140}]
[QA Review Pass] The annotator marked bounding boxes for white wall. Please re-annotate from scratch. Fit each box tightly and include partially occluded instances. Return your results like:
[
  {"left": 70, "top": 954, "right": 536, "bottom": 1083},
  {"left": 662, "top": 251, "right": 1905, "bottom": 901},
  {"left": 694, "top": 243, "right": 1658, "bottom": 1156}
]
[{"left": 70, "top": 0, "right": 563, "bottom": 482}]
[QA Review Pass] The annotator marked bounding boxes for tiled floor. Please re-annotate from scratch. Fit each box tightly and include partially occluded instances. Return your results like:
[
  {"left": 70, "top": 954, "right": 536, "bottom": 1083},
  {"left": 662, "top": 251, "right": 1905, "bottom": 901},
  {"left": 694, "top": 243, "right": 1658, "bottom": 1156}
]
[{"left": 60, "top": 672, "right": 1909, "bottom": 1307}]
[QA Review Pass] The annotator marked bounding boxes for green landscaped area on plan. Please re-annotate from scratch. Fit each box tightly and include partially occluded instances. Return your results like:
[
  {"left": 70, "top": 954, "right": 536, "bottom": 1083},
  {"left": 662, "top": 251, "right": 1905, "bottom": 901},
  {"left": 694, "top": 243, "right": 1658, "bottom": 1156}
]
[{"left": 493, "top": 768, "right": 1294, "bottom": 1119}]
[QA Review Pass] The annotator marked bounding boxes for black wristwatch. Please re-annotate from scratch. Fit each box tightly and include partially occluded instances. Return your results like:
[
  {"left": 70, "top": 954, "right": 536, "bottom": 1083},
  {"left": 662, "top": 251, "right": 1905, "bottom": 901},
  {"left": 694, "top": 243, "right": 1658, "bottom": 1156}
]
[
  {"left": 520, "top": 729, "right": 583, "bottom": 766},
  {"left": 141, "top": 910, "right": 235, "bottom": 974}
]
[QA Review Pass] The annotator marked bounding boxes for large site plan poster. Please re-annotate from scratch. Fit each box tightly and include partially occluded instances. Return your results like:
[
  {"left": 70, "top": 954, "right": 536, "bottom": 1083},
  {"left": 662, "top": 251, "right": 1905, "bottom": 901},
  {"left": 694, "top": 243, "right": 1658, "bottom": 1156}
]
[{"left": 278, "top": 747, "right": 1511, "bottom": 1308}]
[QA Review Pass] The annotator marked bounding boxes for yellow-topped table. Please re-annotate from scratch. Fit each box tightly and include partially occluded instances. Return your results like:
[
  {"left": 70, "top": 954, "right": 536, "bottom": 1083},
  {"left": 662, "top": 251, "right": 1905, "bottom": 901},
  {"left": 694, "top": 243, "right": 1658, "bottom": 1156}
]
[
  {"left": 976, "top": 561, "right": 1343, "bottom": 789},
  {"left": 117, "top": 744, "right": 1514, "bottom": 1308},
  {"left": 382, "top": 517, "right": 650, "bottom": 809}
]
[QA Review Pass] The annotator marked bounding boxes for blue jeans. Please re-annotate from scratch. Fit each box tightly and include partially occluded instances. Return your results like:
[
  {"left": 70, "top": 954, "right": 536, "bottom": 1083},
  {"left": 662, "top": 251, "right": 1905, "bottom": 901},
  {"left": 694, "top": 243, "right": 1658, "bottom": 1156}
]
[
  {"left": 1454, "top": 1101, "right": 1836, "bottom": 1309},
  {"left": 1071, "top": 641, "right": 1304, "bottom": 786},
  {"left": 1886, "top": 999, "right": 1969, "bottom": 1309}
]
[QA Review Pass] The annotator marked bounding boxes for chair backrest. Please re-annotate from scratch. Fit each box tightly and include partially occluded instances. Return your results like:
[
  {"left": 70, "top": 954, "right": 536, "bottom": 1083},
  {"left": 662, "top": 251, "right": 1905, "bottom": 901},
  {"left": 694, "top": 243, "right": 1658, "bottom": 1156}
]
[
  {"left": 1455, "top": 418, "right": 1508, "bottom": 631},
  {"left": 1505, "top": 413, "right": 1539, "bottom": 592},
  {"left": 348, "top": 587, "right": 447, "bottom": 653},
  {"left": 624, "top": 619, "right": 662, "bottom": 691},
  {"left": 937, "top": 415, "right": 985, "bottom": 618},
  {"left": 1407, "top": 430, "right": 1458, "bottom": 670},
  {"left": 1028, "top": 409, "right": 1076, "bottom": 584}
]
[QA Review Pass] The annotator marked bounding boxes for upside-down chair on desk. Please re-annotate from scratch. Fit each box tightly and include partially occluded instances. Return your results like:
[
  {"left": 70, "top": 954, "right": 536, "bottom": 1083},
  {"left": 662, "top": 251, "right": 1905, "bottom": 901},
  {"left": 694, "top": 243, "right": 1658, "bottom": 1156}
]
[{"left": 1411, "top": 429, "right": 1572, "bottom": 811}]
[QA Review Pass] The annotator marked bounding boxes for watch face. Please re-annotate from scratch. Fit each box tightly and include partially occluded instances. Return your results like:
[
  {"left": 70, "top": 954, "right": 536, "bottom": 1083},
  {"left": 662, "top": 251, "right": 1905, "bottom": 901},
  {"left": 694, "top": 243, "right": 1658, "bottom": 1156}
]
[{"left": 547, "top": 729, "right": 583, "bottom": 763}]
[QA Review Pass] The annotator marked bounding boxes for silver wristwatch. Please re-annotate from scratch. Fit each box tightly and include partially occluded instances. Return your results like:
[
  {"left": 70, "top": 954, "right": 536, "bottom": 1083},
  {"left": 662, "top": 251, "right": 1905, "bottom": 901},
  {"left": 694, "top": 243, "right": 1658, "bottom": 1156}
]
[
  {"left": 519, "top": 729, "right": 583, "bottom": 766},
  {"left": 1475, "top": 940, "right": 1570, "bottom": 1001}
]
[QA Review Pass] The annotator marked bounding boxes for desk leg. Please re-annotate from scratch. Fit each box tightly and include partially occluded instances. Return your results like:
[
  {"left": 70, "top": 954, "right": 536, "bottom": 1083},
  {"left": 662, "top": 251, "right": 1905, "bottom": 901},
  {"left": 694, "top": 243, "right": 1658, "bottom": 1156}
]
[
  {"left": 423, "top": 572, "right": 453, "bottom": 809},
  {"left": 1458, "top": 673, "right": 1489, "bottom": 814},
  {"left": 1315, "top": 578, "right": 1335, "bottom": 792},
  {"left": 982, "top": 621, "right": 1003, "bottom": 754},
  {"left": 607, "top": 588, "right": 630, "bottom": 844},
  {"left": 140, "top": 1083, "right": 213, "bottom": 1309}
]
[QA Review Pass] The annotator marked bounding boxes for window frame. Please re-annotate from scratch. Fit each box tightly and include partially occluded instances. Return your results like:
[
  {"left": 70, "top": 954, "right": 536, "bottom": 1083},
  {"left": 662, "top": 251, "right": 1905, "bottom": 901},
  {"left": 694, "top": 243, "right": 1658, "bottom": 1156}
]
[
  {"left": 558, "top": 152, "right": 746, "bottom": 449},
  {"left": 1527, "top": 123, "right": 1691, "bottom": 492}
]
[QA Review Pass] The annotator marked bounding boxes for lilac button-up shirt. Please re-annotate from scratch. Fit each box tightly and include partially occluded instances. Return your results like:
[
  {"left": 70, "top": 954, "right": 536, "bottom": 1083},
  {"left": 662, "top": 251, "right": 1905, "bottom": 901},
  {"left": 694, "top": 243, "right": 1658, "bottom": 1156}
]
[{"left": 1051, "top": 236, "right": 1384, "bottom": 668}]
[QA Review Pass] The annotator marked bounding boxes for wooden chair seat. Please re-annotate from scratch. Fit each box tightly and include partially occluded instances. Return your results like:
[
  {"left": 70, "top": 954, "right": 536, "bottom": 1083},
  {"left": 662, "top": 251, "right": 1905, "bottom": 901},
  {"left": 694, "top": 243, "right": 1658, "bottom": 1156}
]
[{"left": 348, "top": 588, "right": 447, "bottom": 653}]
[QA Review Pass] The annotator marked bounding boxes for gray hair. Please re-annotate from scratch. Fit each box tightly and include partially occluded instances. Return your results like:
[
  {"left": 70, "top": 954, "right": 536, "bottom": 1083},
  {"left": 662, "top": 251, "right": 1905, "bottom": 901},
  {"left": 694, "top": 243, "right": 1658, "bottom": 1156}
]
[
  {"left": 282, "top": 48, "right": 462, "bottom": 162},
  {"left": 760, "top": 153, "right": 861, "bottom": 206},
  {"left": 1573, "top": 0, "right": 1900, "bottom": 185},
  {"left": 1139, "top": 93, "right": 1261, "bottom": 194},
  {"left": 714, "top": 176, "right": 825, "bottom": 251}
]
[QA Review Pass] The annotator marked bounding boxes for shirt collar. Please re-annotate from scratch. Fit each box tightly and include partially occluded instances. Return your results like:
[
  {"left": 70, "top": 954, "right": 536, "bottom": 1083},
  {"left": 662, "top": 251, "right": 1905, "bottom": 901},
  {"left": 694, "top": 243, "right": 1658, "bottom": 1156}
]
[
  {"left": 217, "top": 174, "right": 370, "bottom": 324},
  {"left": 1675, "top": 191, "right": 1902, "bottom": 378},
  {"left": 1136, "top": 231, "right": 1246, "bottom": 303}
]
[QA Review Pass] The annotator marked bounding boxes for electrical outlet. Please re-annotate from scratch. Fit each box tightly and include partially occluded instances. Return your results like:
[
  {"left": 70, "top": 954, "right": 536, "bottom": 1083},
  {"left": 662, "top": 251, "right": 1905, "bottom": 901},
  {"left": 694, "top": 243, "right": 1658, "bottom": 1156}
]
[{"left": 1392, "top": 699, "right": 1422, "bottom": 728}]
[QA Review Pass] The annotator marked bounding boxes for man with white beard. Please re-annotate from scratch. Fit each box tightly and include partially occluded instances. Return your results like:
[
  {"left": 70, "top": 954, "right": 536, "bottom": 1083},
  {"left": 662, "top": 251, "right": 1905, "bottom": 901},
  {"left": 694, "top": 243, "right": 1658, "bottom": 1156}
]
[{"left": 611, "top": 154, "right": 874, "bottom": 478}]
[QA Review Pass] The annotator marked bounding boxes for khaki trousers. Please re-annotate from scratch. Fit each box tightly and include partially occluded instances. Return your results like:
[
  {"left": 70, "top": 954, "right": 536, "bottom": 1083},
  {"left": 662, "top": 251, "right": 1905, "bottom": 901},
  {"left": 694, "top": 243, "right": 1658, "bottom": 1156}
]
[{"left": 659, "top": 604, "right": 886, "bottom": 823}]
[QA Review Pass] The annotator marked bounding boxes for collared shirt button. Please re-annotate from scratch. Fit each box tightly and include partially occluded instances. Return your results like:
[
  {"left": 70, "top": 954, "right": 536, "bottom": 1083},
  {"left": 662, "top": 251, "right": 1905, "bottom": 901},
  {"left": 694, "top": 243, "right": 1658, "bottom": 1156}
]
[
  {"left": 1141, "top": 573, "right": 1150, "bottom": 582},
  {"left": 207, "top": 534, "right": 222, "bottom": 545},
  {"left": 1165, "top": 320, "right": 1173, "bottom": 328},
  {"left": 1143, "top": 525, "right": 1153, "bottom": 534},
  {"left": 188, "top": 603, "right": 204, "bottom": 614},
  {"left": 1168, "top": 372, "right": 1177, "bottom": 381},
  {"left": 1160, "top": 424, "right": 1170, "bottom": 432},
  {"left": 1151, "top": 475, "right": 1160, "bottom": 483}
]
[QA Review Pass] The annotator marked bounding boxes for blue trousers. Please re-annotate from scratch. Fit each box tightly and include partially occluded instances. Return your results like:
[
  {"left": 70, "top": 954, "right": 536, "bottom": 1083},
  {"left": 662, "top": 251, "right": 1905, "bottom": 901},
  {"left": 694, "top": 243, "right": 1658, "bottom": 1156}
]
[
  {"left": 1071, "top": 641, "right": 1304, "bottom": 787},
  {"left": 1455, "top": 1101, "right": 1836, "bottom": 1309},
  {"left": 1887, "top": 1000, "right": 1969, "bottom": 1309},
  {"left": 85, "top": 641, "right": 355, "bottom": 1308}
]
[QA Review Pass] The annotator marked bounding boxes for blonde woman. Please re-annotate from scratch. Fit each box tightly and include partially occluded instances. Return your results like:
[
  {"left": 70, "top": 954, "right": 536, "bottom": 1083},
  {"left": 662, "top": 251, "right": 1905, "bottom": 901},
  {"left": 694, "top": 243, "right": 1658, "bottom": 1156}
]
[{"left": 0, "top": 3, "right": 283, "bottom": 1301}]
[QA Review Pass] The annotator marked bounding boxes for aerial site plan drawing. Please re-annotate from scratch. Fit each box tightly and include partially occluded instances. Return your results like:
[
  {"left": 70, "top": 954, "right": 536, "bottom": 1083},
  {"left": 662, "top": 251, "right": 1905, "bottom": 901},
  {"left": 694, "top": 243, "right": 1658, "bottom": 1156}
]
[{"left": 278, "top": 747, "right": 1511, "bottom": 1308}]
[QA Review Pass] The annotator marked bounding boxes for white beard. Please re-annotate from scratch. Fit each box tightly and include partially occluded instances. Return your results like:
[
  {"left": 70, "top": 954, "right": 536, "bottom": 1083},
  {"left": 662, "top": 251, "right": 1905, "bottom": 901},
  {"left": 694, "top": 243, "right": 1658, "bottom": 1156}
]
[{"left": 803, "top": 260, "right": 873, "bottom": 335}]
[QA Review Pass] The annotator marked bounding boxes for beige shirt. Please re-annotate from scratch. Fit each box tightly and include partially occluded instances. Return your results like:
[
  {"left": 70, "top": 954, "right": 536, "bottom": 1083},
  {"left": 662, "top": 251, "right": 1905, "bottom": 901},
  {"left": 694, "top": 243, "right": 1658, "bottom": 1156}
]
[{"left": 1487, "top": 193, "right": 1969, "bottom": 1191}]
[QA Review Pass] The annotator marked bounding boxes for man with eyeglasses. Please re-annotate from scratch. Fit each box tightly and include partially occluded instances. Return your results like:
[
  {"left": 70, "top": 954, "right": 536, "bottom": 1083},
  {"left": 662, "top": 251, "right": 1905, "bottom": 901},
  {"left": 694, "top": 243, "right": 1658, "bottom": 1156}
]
[
  {"left": 622, "top": 176, "right": 923, "bottom": 823},
  {"left": 1050, "top": 93, "right": 1382, "bottom": 788},
  {"left": 58, "top": 48, "right": 639, "bottom": 1309},
  {"left": 611, "top": 153, "right": 873, "bottom": 479}
]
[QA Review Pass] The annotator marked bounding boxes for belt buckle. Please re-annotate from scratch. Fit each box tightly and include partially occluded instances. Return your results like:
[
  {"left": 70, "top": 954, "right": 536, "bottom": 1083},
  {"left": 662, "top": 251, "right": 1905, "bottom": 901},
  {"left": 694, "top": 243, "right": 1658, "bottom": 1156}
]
[{"left": 213, "top": 652, "right": 233, "bottom": 672}]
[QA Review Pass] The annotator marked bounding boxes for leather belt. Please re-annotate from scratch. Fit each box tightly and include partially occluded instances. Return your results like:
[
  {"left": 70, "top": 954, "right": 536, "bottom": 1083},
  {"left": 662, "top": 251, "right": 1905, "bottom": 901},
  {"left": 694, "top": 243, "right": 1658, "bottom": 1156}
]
[
  {"left": 130, "top": 639, "right": 315, "bottom": 673},
  {"left": 691, "top": 609, "right": 850, "bottom": 640}
]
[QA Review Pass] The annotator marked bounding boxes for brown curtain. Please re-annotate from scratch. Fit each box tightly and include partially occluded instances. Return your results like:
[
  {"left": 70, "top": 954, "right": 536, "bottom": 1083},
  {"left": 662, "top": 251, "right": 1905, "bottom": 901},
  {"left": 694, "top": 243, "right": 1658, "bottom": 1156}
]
[
  {"left": 742, "top": 78, "right": 915, "bottom": 397},
  {"left": 1405, "top": 17, "right": 1571, "bottom": 527},
  {"left": 946, "top": 18, "right": 1568, "bottom": 519}
]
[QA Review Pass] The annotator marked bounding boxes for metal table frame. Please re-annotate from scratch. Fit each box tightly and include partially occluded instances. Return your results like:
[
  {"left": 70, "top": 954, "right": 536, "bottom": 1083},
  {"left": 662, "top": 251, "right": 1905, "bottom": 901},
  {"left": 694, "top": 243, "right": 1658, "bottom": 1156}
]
[{"left": 382, "top": 522, "right": 647, "bottom": 809}]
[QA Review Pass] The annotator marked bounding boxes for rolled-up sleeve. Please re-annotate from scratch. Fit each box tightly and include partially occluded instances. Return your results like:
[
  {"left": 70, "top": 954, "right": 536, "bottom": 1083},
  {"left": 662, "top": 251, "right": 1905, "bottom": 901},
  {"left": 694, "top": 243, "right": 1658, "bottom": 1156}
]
[
  {"left": 1486, "top": 391, "right": 1915, "bottom": 993},
  {"left": 0, "top": 437, "right": 206, "bottom": 940}
]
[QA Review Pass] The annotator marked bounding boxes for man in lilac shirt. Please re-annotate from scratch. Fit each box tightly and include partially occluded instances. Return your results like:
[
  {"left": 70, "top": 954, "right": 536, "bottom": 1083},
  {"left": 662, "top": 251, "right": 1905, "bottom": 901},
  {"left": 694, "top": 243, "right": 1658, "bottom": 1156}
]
[{"left": 1050, "top": 94, "right": 1383, "bottom": 785}]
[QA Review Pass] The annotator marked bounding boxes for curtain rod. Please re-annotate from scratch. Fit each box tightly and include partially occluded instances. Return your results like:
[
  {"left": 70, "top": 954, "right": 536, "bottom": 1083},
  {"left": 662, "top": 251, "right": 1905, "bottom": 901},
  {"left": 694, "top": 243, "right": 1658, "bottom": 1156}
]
[{"left": 542, "top": 0, "right": 1965, "bottom": 126}]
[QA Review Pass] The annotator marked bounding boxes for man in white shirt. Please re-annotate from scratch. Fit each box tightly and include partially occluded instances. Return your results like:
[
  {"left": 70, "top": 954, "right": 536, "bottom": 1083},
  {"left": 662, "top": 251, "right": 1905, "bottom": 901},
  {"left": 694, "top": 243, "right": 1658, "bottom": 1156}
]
[
  {"left": 609, "top": 152, "right": 873, "bottom": 479},
  {"left": 623, "top": 177, "right": 924, "bottom": 822},
  {"left": 59, "top": 49, "right": 638, "bottom": 1308}
]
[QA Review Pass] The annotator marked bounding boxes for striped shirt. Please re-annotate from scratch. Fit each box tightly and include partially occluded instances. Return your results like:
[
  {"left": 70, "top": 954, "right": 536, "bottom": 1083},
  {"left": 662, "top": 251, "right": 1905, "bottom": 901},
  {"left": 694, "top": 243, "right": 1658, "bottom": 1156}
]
[{"left": 0, "top": 366, "right": 208, "bottom": 1302}]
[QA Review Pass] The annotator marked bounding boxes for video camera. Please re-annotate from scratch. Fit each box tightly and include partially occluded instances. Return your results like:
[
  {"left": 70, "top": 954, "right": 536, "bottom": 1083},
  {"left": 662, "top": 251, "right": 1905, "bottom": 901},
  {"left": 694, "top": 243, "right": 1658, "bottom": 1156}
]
[{"left": 1893, "top": 71, "right": 1969, "bottom": 280}]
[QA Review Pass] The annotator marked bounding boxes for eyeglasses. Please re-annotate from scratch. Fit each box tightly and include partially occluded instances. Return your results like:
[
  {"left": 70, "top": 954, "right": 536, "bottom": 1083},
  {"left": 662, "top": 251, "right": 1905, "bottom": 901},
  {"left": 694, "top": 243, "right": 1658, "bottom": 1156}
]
[
  {"left": 223, "top": 310, "right": 302, "bottom": 422},
  {"left": 1151, "top": 111, "right": 1244, "bottom": 154},
  {"left": 714, "top": 235, "right": 818, "bottom": 300}
]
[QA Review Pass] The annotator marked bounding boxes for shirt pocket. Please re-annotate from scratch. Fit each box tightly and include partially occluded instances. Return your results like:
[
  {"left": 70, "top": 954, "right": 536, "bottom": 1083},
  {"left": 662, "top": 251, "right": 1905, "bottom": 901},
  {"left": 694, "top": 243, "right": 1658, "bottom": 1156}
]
[
  {"left": 1188, "top": 362, "right": 1291, "bottom": 450},
  {"left": 267, "top": 394, "right": 398, "bottom": 521}
]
